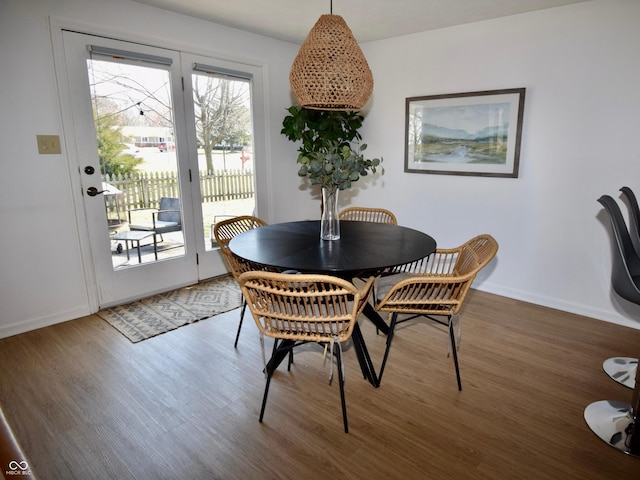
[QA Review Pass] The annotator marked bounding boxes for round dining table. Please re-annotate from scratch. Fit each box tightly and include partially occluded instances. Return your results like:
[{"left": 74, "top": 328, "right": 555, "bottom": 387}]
[
  {"left": 228, "top": 220, "right": 436, "bottom": 279},
  {"left": 229, "top": 220, "right": 437, "bottom": 387}
]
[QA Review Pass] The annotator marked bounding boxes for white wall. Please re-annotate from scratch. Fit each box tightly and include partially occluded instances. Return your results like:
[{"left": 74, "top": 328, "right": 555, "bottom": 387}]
[
  {"left": 2, "top": 0, "right": 639, "bottom": 338},
  {"left": 351, "top": 0, "right": 640, "bottom": 329},
  {"left": 0, "top": 0, "right": 298, "bottom": 338}
]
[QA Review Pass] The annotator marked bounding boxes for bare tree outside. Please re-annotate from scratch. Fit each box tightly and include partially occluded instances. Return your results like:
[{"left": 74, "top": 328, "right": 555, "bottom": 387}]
[
  {"left": 192, "top": 74, "right": 252, "bottom": 172},
  {"left": 88, "top": 59, "right": 174, "bottom": 130},
  {"left": 89, "top": 60, "right": 253, "bottom": 173}
]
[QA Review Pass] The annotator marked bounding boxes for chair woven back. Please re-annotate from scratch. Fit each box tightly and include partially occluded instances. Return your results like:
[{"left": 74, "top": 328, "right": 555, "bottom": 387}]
[
  {"left": 213, "top": 216, "right": 268, "bottom": 279},
  {"left": 239, "top": 271, "right": 374, "bottom": 343},
  {"left": 377, "top": 234, "right": 498, "bottom": 316},
  {"left": 338, "top": 207, "right": 397, "bottom": 225},
  {"left": 213, "top": 215, "right": 267, "bottom": 248},
  {"left": 456, "top": 234, "right": 499, "bottom": 276}
]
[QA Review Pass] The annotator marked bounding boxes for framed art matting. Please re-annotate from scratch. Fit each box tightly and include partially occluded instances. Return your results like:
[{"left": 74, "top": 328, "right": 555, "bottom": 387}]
[{"left": 405, "top": 88, "right": 525, "bottom": 177}]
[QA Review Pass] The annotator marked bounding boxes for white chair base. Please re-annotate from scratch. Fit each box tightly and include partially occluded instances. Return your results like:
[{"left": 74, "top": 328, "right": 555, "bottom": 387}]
[
  {"left": 584, "top": 400, "right": 639, "bottom": 458},
  {"left": 603, "top": 357, "right": 637, "bottom": 389}
]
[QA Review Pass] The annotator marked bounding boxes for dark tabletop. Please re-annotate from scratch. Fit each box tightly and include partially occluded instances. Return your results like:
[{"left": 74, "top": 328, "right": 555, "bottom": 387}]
[{"left": 229, "top": 220, "right": 436, "bottom": 278}]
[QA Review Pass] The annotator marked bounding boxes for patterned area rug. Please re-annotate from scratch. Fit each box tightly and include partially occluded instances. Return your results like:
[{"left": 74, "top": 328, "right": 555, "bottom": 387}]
[{"left": 98, "top": 274, "right": 241, "bottom": 343}]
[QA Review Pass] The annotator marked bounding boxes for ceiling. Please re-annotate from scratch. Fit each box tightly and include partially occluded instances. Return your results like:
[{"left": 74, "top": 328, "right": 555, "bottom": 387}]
[{"left": 130, "top": 0, "right": 589, "bottom": 44}]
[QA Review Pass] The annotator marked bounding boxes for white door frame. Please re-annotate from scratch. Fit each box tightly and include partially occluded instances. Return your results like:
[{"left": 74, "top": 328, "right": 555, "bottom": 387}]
[
  {"left": 60, "top": 31, "right": 199, "bottom": 308},
  {"left": 180, "top": 52, "right": 265, "bottom": 279},
  {"left": 50, "top": 19, "right": 271, "bottom": 310}
]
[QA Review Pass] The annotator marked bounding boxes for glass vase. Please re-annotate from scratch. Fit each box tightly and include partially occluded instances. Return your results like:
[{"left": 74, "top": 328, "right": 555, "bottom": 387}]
[{"left": 320, "top": 186, "right": 340, "bottom": 240}]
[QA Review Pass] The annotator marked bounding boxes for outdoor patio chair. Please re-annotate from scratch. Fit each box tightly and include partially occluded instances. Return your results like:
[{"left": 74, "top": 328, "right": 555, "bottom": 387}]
[{"left": 128, "top": 197, "right": 182, "bottom": 242}]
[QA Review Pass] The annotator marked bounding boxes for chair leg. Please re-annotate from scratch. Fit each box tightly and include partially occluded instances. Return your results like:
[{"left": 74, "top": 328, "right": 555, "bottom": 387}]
[
  {"left": 234, "top": 298, "right": 247, "bottom": 348},
  {"left": 377, "top": 313, "right": 399, "bottom": 384},
  {"left": 448, "top": 318, "right": 462, "bottom": 391},
  {"left": 372, "top": 284, "right": 379, "bottom": 335},
  {"left": 287, "top": 349, "right": 294, "bottom": 371},
  {"left": 335, "top": 346, "right": 349, "bottom": 433},
  {"left": 259, "top": 340, "right": 279, "bottom": 423},
  {"left": 259, "top": 372, "right": 273, "bottom": 423}
]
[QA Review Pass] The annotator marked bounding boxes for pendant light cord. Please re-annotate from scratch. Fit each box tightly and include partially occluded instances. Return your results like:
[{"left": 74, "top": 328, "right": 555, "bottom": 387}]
[{"left": 330, "top": 0, "right": 333, "bottom": 15}]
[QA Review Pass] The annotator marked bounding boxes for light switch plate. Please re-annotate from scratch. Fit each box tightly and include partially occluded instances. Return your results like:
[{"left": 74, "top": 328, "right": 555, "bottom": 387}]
[{"left": 37, "top": 135, "right": 61, "bottom": 154}]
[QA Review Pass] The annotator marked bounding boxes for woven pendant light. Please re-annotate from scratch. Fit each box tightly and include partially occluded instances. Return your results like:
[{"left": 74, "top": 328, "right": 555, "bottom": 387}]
[{"left": 290, "top": 14, "right": 373, "bottom": 111}]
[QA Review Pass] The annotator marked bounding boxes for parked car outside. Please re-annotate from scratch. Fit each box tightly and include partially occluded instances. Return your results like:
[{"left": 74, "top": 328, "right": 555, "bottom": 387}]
[
  {"left": 122, "top": 144, "right": 142, "bottom": 157},
  {"left": 158, "top": 141, "right": 175, "bottom": 152}
]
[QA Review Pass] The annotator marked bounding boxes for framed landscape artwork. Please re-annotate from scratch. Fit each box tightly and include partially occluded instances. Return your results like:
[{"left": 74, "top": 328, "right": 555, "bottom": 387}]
[{"left": 404, "top": 88, "right": 526, "bottom": 177}]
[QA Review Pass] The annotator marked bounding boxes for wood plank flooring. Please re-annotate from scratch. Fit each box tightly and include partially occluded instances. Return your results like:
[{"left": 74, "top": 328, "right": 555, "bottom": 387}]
[{"left": 1, "top": 290, "right": 639, "bottom": 479}]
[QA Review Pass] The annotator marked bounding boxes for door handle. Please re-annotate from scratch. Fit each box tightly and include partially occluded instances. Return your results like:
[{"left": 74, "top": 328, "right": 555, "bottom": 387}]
[{"left": 86, "top": 186, "right": 106, "bottom": 197}]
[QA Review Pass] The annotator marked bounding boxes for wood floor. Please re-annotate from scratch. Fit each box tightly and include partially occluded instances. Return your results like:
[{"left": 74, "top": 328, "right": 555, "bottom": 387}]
[{"left": 1, "top": 290, "right": 639, "bottom": 479}]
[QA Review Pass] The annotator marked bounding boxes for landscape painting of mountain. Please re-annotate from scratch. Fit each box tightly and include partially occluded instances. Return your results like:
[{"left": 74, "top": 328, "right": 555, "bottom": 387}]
[
  {"left": 418, "top": 103, "right": 510, "bottom": 164},
  {"left": 405, "top": 89, "right": 525, "bottom": 177}
]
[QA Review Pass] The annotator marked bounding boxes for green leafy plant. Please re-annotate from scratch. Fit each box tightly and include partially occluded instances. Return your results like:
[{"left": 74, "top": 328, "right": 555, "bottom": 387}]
[
  {"left": 94, "top": 106, "right": 143, "bottom": 176},
  {"left": 281, "top": 106, "right": 383, "bottom": 190}
]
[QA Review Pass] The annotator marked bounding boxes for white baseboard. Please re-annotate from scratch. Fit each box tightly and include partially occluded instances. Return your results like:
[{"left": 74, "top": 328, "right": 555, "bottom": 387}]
[
  {"left": 0, "top": 306, "right": 92, "bottom": 340},
  {"left": 480, "top": 282, "right": 640, "bottom": 331}
]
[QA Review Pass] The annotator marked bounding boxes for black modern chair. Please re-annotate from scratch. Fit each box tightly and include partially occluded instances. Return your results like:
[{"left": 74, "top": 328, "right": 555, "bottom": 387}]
[
  {"left": 621, "top": 186, "right": 640, "bottom": 258},
  {"left": 604, "top": 187, "right": 640, "bottom": 388},
  {"left": 584, "top": 195, "right": 640, "bottom": 457}
]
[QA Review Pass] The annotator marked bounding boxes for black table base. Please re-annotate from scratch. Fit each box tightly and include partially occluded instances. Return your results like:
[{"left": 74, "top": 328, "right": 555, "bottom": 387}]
[
  {"left": 264, "top": 322, "right": 384, "bottom": 388},
  {"left": 230, "top": 220, "right": 437, "bottom": 388}
]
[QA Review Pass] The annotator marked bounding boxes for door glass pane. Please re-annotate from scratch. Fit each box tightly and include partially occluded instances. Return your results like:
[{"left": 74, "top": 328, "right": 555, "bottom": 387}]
[
  {"left": 87, "top": 57, "right": 185, "bottom": 269},
  {"left": 191, "top": 72, "right": 256, "bottom": 250}
]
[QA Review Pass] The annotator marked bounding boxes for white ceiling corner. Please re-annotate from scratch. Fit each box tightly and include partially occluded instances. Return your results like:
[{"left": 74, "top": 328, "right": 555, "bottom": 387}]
[{"left": 129, "top": 0, "right": 591, "bottom": 44}]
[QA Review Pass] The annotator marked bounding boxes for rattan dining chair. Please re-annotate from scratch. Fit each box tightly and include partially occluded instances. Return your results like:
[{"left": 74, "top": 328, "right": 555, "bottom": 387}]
[
  {"left": 213, "top": 215, "right": 268, "bottom": 347},
  {"left": 238, "top": 270, "right": 375, "bottom": 433},
  {"left": 374, "top": 234, "right": 499, "bottom": 389},
  {"left": 338, "top": 206, "right": 398, "bottom": 225},
  {"left": 338, "top": 206, "right": 398, "bottom": 302}
]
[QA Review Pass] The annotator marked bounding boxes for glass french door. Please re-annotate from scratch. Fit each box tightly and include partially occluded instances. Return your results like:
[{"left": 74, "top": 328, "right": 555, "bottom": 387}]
[
  {"left": 181, "top": 54, "right": 258, "bottom": 278},
  {"left": 59, "top": 31, "right": 258, "bottom": 308},
  {"left": 86, "top": 48, "right": 186, "bottom": 270}
]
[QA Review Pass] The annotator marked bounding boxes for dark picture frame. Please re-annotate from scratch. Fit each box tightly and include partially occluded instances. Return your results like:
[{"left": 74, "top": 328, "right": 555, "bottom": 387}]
[{"left": 404, "top": 88, "right": 526, "bottom": 177}]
